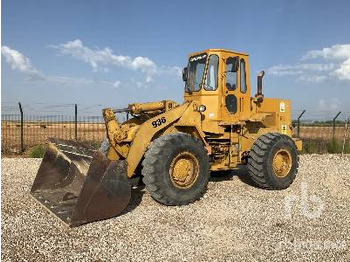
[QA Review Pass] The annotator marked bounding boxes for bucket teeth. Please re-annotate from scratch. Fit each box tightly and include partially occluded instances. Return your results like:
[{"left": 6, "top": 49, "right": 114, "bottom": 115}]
[{"left": 31, "top": 138, "right": 131, "bottom": 227}]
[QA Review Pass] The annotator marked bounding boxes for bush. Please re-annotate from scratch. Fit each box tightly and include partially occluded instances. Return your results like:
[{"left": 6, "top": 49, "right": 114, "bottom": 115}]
[
  {"left": 29, "top": 144, "right": 47, "bottom": 158},
  {"left": 302, "top": 140, "right": 318, "bottom": 154},
  {"left": 327, "top": 138, "right": 342, "bottom": 154},
  {"left": 301, "top": 138, "right": 350, "bottom": 154},
  {"left": 302, "top": 139, "right": 327, "bottom": 154}
]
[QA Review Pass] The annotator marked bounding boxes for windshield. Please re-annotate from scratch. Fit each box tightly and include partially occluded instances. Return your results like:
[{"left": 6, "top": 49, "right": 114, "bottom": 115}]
[
  {"left": 204, "top": 55, "right": 218, "bottom": 91},
  {"left": 186, "top": 53, "right": 207, "bottom": 93}
]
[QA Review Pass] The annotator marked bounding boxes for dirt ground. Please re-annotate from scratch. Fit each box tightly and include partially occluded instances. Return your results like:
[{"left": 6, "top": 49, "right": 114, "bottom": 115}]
[{"left": 1, "top": 155, "right": 350, "bottom": 261}]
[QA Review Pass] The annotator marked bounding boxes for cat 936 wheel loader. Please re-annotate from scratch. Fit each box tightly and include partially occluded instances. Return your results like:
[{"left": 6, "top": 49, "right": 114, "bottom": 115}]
[{"left": 31, "top": 49, "right": 302, "bottom": 227}]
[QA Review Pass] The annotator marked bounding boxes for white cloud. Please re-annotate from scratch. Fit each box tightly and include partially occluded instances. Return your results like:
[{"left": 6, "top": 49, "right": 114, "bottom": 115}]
[
  {"left": 333, "top": 56, "right": 350, "bottom": 80},
  {"left": 158, "top": 65, "right": 182, "bottom": 77},
  {"left": 113, "top": 80, "right": 121, "bottom": 88},
  {"left": 145, "top": 76, "right": 153, "bottom": 83},
  {"left": 268, "top": 63, "right": 335, "bottom": 76},
  {"left": 3, "top": 42, "right": 183, "bottom": 89},
  {"left": 1, "top": 45, "right": 117, "bottom": 87},
  {"left": 318, "top": 98, "right": 340, "bottom": 111},
  {"left": 302, "top": 44, "right": 350, "bottom": 81},
  {"left": 136, "top": 81, "right": 144, "bottom": 89},
  {"left": 53, "top": 39, "right": 157, "bottom": 80},
  {"left": 267, "top": 44, "right": 350, "bottom": 82},
  {"left": 297, "top": 75, "right": 327, "bottom": 83},
  {"left": 302, "top": 44, "right": 350, "bottom": 60},
  {"left": 53, "top": 39, "right": 181, "bottom": 84},
  {"left": 1, "top": 46, "right": 44, "bottom": 79}
]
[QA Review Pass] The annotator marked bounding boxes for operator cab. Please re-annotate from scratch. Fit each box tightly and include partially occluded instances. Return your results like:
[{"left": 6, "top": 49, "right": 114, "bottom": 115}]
[{"left": 183, "top": 49, "right": 259, "bottom": 132}]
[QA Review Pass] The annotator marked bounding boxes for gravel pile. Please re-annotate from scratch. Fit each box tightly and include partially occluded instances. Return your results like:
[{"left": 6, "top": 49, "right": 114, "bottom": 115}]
[{"left": 1, "top": 155, "right": 349, "bottom": 261}]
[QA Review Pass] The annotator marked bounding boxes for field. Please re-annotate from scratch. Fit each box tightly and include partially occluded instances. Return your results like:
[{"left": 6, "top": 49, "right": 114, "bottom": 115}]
[
  {"left": 1, "top": 155, "right": 349, "bottom": 261},
  {"left": 297, "top": 126, "right": 348, "bottom": 140},
  {"left": 1, "top": 121, "right": 106, "bottom": 153}
]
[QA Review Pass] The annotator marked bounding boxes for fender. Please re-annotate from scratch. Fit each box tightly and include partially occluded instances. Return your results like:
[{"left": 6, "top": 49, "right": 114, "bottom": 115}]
[{"left": 125, "top": 102, "right": 191, "bottom": 177}]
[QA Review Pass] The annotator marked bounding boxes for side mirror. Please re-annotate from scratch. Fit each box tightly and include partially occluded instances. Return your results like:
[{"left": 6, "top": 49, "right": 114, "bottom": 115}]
[{"left": 182, "top": 67, "right": 188, "bottom": 82}]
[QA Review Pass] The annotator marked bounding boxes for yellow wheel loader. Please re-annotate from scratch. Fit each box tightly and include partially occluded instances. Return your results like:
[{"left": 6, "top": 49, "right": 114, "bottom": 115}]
[{"left": 31, "top": 49, "right": 302, "bottom": 227}]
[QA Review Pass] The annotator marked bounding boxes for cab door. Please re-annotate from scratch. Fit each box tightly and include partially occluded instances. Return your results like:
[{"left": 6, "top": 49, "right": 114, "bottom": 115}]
[
  {"left": 237, "top": 56, "right": 251, "bottom": 120},
  {"left": 221, "top": 55, "right": 240, "bottom": 123},
  {"left": 221, "top": 54, "right": 250, "bottom": 123}
]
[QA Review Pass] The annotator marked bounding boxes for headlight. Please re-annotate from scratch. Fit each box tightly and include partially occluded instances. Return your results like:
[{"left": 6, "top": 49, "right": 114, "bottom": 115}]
[{"left": 197, "top": 105, "right": 206, "bottom": 112}]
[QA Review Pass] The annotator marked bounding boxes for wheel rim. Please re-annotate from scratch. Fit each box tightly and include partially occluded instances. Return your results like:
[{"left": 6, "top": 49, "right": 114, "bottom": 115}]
[
  {"left": 169, "top": 152, "right": 200, "bottom": 189},
  {"left": 272, "top": 149, "right": 292, "bottom": 178}
]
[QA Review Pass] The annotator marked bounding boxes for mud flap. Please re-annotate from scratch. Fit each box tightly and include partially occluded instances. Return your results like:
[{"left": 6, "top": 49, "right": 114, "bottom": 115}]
[{"left": 30, "top": 138, "right": 131, "bottom": 227}]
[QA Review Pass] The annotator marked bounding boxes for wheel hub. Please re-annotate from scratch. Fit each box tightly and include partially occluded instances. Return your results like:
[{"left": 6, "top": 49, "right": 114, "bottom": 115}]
[
  {"left": 272, "top": 149, "right": 292, "bottom": 177},
  {"left": 170, "top": 152, "right": 199, "bottom": 189}
]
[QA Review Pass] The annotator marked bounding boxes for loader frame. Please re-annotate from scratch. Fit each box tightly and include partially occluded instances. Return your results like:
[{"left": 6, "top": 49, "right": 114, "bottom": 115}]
[{"left": 31, "top": 48, "right": 302, "bottom": 227}]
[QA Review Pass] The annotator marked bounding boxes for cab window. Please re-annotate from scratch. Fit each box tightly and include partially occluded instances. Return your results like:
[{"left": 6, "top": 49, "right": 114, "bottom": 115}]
[
  {"left": 226, "top": 57, "right": 237, "bottom": 91},
  {"left": 204, "top": 55, "right": 218, "bottom": 91},
  {"left": 186, "top": 54, "right": 207, "bottom": 92},
  {"left": 240, "top": 59, "right": 247, "bottom": 93}
]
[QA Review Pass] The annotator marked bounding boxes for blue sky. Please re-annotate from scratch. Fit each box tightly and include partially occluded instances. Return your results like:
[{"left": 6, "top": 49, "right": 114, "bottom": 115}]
[{"left": 2, "top": 0, "right": 350, "bottom": 118}]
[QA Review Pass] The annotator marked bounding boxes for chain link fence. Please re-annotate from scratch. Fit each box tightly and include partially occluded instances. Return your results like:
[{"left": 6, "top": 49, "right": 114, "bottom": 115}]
[
  {"left": 291, "top": 110, "right": 350, "bottom": 154},
  {"left": 1, "top": 103, "right": 124, "bottom": 154},
  {"left": 1, "top": 114, "right": 107, "bottom": 154},
  {"left": 1, "top": 103, "right": 350, "bottom": 155}
]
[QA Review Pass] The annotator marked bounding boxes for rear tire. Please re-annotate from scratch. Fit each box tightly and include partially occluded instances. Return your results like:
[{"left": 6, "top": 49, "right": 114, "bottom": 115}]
[
  {"left": 247, "top": 133, "right": 299, "bottom": 189},
  {"left": 142, "top": 133, "right": 209, "bottom": 205}
]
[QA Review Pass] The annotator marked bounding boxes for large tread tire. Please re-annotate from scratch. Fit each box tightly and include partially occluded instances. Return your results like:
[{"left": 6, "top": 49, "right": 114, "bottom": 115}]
[
  {"left": 142, "top": 133, "right": 210, "bottom": 206},
  {"left": 248, "top": 133, "right": 299, "bottom": 189}
]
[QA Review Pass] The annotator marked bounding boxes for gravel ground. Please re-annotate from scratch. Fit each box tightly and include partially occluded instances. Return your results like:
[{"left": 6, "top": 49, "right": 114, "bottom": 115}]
[{"left": 1, "top": 155, "right": 350, "bottom": 261}]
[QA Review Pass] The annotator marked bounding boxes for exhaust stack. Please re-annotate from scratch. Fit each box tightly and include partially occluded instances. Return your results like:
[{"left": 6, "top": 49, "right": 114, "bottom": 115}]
[{"left": 256, "top": 70, "right": 265, "bottom": 102}]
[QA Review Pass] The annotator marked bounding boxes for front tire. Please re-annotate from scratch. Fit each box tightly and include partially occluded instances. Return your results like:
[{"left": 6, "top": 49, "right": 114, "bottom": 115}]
[
  {"left": 248, "top": 133, "right": 299, "bottom": 189},
  {"left": 142, "top": 133, "right": 210, "bottom": 205}
]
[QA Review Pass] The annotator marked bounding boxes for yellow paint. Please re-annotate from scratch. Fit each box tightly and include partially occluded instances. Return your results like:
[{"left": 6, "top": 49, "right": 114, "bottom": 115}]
[
  {"left": 125, "top": 102, "right": 190, "bottom": 177},
  {"left": 103, "top": 48, "right": 301, "bottom": 177}
]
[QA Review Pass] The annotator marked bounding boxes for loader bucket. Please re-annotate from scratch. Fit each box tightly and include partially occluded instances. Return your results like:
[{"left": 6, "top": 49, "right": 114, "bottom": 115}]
[{"left": 30, "top": 138, "right": 131, "bottom": 227}]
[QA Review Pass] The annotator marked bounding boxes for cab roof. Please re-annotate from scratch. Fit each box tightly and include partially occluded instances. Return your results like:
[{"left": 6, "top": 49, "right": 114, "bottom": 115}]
[{"left": 188, "top": 49, "right": 249, "bottom": 58}]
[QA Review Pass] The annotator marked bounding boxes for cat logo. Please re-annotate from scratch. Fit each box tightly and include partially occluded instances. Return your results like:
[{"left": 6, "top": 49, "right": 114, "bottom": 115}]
[{"left": 189, "top": 54, "right": 207, "bottom": 62}]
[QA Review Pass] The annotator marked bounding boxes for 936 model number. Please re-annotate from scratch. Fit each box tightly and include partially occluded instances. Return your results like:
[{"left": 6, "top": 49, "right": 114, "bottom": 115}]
[{"left": 152, "top": 117, "right": 166, "bottom": 128}]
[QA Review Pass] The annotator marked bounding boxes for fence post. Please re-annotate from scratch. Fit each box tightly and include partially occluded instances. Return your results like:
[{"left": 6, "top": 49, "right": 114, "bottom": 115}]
[
  {"left": 18, "top": 102, "right": 24, "bottom": 153},
  {"left": 75, "top": 104, "right": 78, "bottom": 141},
  {"left": 297, "top": 110, "right": 306, "bottom": 138},
  {"left": 332, "top": 111, "right": 341, "bottom": 140},
  {"left": 342, "top": 118, "right": 349, "bottom": 157}
]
